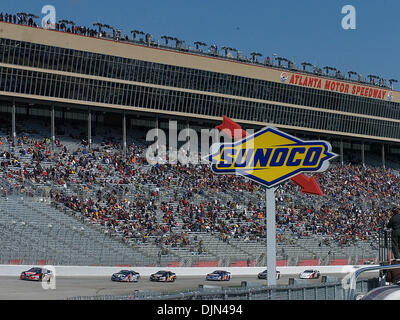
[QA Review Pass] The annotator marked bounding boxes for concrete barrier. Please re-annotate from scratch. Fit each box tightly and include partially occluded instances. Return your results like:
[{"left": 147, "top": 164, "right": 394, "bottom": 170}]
[{"left": 0, "top": 264, "right": 379, "bottom": 277}]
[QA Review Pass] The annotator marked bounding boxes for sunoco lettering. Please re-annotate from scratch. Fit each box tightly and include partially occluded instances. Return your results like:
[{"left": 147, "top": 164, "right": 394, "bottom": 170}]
[
  {"left": 208, "top": 126, "right": 337, "bottom": 188},
  {"left": 216, "top": 146, "right": 323, "bottom": 169}
]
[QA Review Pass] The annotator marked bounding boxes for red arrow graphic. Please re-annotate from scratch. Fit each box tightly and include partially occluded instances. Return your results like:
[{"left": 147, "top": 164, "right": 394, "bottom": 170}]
[
  {"left": 215, "top": 116, "right": 248, "bottom": 139},
  {"left": 215, "top": 116, "right": 323, "bottom": 196}
]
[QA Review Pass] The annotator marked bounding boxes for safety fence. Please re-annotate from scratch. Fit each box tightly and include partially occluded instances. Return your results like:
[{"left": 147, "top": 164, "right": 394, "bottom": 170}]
[{"left": 68, "top": 278, "right": 377, "bottom": 300}]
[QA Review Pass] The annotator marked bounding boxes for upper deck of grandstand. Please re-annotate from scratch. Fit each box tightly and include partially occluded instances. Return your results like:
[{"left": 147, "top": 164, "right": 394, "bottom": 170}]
[{"left": 0, "top": 17, "right": 400, "bottom": 145}]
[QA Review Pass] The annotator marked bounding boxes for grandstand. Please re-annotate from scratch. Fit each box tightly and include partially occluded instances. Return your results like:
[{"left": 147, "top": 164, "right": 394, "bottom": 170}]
[{"left": 0, "top": 13, "right": 399, "bottom": 268}]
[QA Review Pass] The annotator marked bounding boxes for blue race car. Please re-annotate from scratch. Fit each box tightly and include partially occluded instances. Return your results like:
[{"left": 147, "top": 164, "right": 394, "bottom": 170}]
[
  {"left": 111, "top": 270, "right": 140, "bottom": 282},
  {"left": 206, "top": 270, "right": 231, "bottom": 281}
]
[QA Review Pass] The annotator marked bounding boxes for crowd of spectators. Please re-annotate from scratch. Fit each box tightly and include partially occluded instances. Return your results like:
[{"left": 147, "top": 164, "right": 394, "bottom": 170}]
[
  {"left": 0, "top": 11, "right": 119, "bottom": 40},
  {"left": 0, "top": 124, "right": 398, "bottom": 259},
  {"left": 0, "top": 12, "right": 36, "bottom": 27}
]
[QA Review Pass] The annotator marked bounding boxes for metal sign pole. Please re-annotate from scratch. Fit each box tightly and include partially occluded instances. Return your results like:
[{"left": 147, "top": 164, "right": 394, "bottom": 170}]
[{"left": 266, "top": 186, "right": 277, "bottom": 286}]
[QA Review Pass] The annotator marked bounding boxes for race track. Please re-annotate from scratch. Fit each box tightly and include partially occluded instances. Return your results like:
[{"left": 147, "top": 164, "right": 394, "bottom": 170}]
[{"left": 0, "top": 272, "right": 379, "bottom": 300}]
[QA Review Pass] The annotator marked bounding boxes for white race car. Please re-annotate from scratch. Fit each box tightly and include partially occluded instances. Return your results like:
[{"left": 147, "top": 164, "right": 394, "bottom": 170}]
[{"left": 299, "top": 269, "right": 320, "bottom": 279}]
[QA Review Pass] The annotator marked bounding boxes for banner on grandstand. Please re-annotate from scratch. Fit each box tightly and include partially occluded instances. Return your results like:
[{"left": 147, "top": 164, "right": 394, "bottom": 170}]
[
  {"left": 280, "top": 71, "right": 391, "bottom": 101},
  {"left": 207, "top": 126, "right": 337, "bottom": 188}
]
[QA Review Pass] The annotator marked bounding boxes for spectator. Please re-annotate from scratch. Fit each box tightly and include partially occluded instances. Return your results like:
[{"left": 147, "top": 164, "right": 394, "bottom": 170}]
[{"left": 387, "top": 207, "right": 400, "bottom": 260}]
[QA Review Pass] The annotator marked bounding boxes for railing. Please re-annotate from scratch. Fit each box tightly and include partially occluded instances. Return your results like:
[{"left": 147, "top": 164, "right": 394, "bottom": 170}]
[
  {"left": 347, "top": 264, "right": 400, "bottom": 300},
  {"left": 67, "top": 279, "right": 374, "bottom": 300}
]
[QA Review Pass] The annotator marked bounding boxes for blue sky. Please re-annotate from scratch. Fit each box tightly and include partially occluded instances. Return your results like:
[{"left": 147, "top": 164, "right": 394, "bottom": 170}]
[{"left": 2, "top": 0, "right": 399, "bottom": 90}]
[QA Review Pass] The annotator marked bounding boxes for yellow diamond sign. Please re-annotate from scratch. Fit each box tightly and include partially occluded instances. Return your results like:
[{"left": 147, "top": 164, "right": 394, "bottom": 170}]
[{"left": 207, "top": 127, "right": 336, "bottom": 187}]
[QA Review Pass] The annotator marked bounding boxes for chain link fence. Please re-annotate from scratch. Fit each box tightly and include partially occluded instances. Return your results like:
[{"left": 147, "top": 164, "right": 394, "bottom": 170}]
[{"left": 68, "top": 278, "right": 375, "bottom": 300}]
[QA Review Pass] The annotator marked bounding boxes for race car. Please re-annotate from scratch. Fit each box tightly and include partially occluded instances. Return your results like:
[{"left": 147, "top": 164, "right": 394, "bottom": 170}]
[
  {"left": 299, "top": 269, "right": 321, "bottom": 279},
  {"left": 111, "top": 270, "right": 140, "bottom": 282},
  {"left": 257, "top": 269, "right": 281, "bottom": 280},
  {"left": 206, "top": 270, "right": 231, "bottom": 281},
  {"left": 149, "top": 270, "right": 176, "bottom": 282},
  {"left": 20, "top": 267, "right": 53, "bottom": 282}
]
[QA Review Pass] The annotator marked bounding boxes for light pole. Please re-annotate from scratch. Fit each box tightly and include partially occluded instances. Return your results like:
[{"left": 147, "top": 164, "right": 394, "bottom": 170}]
[
  {"left": 102, "top": 24, "right": 114, "bottom": 38},
  {"left": 250, "top": 52, "right": 262, "bottom": 63},
  {"left": 93, "top": 22, "right": 104, "bottom": 35},
  {"left": 301, "top": 62, "right": 313, "bottom": 72},
  {"left": 221, "top": 46, "right": 229, "bottom": 56},
  {"left": 323, "top": 66, "right": 337, "bottom": 76},
  {"left": 348, "top": 71, "right": 357, "bottom": 80},
  {"left": 389, "top": 79, "right": 398, "bottom": 90},
  {"left": 230, "top": 48, "right": 238, "bottom": 59},
  {"left": 131, "top": 30, "right": 145, "bottom": 41},
  {"left": 161, "top": 35, "right": 169, "bottom": 46},
  {"left": 265, "top": 187, "right": 277, "bottom": 286},
  {"left": 275, "top": 56, "right": 288, "bottom": 68},
  {"left": 313, "top": 66, "right": 322, "bottom": 75},
  {"left": 174, "top": 38, "right": 184, "bottom": 49},
  {"left": 194, "top": 41, "right": 207, "bottom": 51}
]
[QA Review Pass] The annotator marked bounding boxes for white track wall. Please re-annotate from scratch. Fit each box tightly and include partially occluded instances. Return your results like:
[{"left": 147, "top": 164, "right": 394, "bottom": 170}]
[{"left": 0, "top": 265, "right": 378, "bottom": 277}]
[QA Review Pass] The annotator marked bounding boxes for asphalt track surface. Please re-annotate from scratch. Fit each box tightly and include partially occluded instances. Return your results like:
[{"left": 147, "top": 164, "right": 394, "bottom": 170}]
[{"left": 0, "top": 272, "right": 378, "bottom": 300}]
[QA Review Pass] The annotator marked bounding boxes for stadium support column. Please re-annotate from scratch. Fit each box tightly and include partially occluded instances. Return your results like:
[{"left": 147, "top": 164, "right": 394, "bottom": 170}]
[
  {"left": 186, "top": 121, "right": 190, "bottom": 166},
  {"left": 361, "top": 143, "right": 365, "bottom": 167},
  {"left": 340, "top": 140, "right": 344, "bottom": 166},
  {"left": 88, "top": 108, "right": 92, "bottom": 149},
  {"left": 382, "top": 144, "right": 385, "bottom": 169},
  {"left": 156, "top": 116, "right": 159, "bottom": 150},
  {"left": 265, "top": 187, "right": 277, "bottom": 286},
  {"left": 122, "top": 111, "right": 127, "bottom": 158},
  {"left": 51, "top": 105, "right": 55, "bottom": 150},
  {"left": 11, "top": 100, "right": 16, "bottom": 146}
]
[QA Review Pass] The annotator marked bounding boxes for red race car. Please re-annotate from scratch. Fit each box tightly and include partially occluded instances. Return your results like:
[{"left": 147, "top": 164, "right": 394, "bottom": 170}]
[{"left": 20, "top": 267, "right": 53, "bottom": 281}]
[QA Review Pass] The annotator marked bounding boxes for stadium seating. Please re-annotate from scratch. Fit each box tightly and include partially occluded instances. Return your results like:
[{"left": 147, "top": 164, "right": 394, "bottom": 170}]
[
  {"left": 229, "top": 260, "right": 254, "bottom": 267},
  {"left": 7, "top": 259, "right": 21, "bottom": 265},
  {"left": 0, "top": 116, "right": 391, "bottom": 267},
  {"left": 328, "top": 258, "right": 350, "bottom": 265},
  {"left": 298, "top": 259, "right": 320, "bottom": 266},
  {"left": 357, "top": 258, "right": 378, "bottom": 265},
  {"left": 167, "top": 261, "right": 183, "bottom": 267},
  {"left": 114, "top": 264, "right": 132, "bottom": 267},
  {"left": 192, "top": 261, "right": 219, "bottom": 267},
  {"left": 276, "top": 260, "right": 288, "bottom": 267}
]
